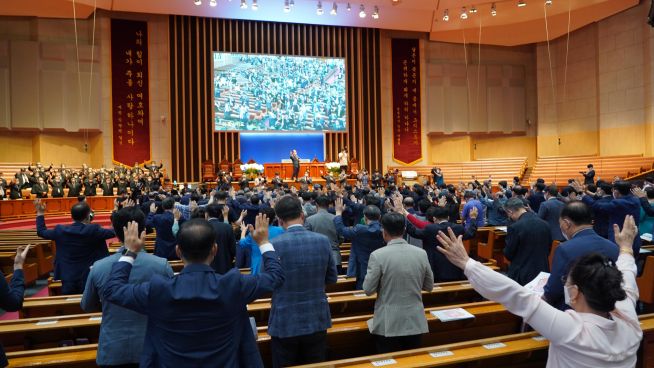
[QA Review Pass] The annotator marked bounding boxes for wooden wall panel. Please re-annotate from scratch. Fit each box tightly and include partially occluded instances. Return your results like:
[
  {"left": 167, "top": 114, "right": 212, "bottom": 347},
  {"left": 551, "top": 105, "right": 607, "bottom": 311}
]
[{"left": 169, "top": 16, "right": 382, "bottom": 181}]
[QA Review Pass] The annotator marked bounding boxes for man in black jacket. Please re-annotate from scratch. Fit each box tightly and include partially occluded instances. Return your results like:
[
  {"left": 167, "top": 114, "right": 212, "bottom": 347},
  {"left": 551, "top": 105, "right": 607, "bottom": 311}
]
[
  {"left": 403, "top": 205, "right": 478, "bottom": 282},
  {"left": 205, "top": 203, "right": 236, "bottom": 274},
  {"left": 503, "top": 197, "right": 552, "bottom": 285}
]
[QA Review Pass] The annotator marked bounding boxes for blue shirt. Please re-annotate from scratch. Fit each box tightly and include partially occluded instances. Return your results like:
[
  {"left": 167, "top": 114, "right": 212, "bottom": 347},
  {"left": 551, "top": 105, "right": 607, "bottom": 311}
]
[
  {"left": 462, "top": 199, "right": 485, "bottom": 227},
  {"left": 239, "top": 226, "right": 284, "bottom": 275}
]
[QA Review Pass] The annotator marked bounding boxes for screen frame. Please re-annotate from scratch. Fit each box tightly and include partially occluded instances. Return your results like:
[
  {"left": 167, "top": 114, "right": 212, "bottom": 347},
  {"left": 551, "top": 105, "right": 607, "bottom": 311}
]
[{"left": 211, "top": 51, "right": 348, "bottom": 133}]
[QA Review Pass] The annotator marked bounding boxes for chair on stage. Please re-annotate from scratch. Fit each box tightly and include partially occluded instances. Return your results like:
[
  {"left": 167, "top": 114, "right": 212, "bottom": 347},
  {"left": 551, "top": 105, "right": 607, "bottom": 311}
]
[
  {"left": 201, "top": 161, "right": 215, "bottom": 183},
  {"left": 218, "top": 159, "right": 230, "bottom": 175}
]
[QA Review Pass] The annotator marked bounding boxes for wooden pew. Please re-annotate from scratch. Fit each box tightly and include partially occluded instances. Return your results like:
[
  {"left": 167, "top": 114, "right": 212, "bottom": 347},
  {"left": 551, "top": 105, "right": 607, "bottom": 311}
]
[
  {"left": 295, "top": 313, "right": 654, "bottom": 368},
  {"left": 27, "top": 278, "right": 478, "bottom": 320},
  {"left": 0, "top": 253, "right": 38, "bottom": 286},
  {"left": 5, "top": 301, "right": 520, "bottom": 367},
  {"left": 0, "top": 242, "right": 54, "bottom": 276}
]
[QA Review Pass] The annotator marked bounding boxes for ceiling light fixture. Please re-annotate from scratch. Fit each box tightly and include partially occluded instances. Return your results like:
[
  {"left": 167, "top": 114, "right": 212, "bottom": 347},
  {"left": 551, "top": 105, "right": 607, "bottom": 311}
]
[
  {"left": 517, "top": 0, "right": 526, "bottom": 7},
  {"left": 330, "top": 2, "right": 338, "bottom": 15},
  {"left": 469, "top": 5, "right": 477, "bottom": 13},
  {"left": 290, "top": 0, "right": 295, "bottom": 6},
  {"left": 284, "top": 0, "right": 291, "bottom": 12},
  {"left": 491, "top": 3, "right": 497, "bottom": 16},
  {"left": 194, "top": 0, "right": 202, "bottom": 5},
  {"left": 460, "top": 6, "right": 468, "bottom": 19},
  {"left": 359, "top": 4, "right": 366, "bottom": 18},
  {"left": 372, "top": 5, "right": 379, "bottom": 19},
  {"left": 317, "top": 1, "right": 324, "bottom": 15},
  {"left": 209, "top": 0, "right": 217, "bottom": 6},
  {"left": 240, "top": 0, "right": 247, "bottom": 9},
  {"left": 545, "top": 0, "right": 552, "bottom": 5},
  {"left": 251, "top": 0, "right": 258, "bottom": 10},
  {"left": 347, "top": 2, "right": 351, "bottom": 11},
  {"left": 442, "top": 9, "right": 449, "bottom": 21}
]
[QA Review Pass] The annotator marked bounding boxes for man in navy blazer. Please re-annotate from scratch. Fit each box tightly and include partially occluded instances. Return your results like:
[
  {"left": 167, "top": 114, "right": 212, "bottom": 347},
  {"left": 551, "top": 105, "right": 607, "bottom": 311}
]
[
  {"left": 0, "top": 245, "right": 31, "bottom": 367},
  {"left": 146, "top": 197, "right": 178, "bottom": 260},
  {"left": 578, "top": 181, "right": 641, "bottom": 255},
  {"left": 543, "top": 201, "right": 618, "bottom": 310},
  {"left": 103, "top": 215, "right": 285, "bottom": 367},
  {"left": 403, "top": 205, "right": 478, "bottom": 282},
  {"left": 35, "top": 199, "right": 115, "bottom": 294},
  {"left": 268, "top": 195, "right": 338, "bottom": 368},
  {"left": 537, "top": 186, "right": 566, "bottom": 242},
  {"left": 334, "top": 198, "right": 384, "bottom": 290}
]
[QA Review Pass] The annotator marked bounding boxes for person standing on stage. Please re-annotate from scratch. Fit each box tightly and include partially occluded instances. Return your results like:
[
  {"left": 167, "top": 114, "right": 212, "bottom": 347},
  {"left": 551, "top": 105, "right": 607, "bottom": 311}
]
[
  {"left": 338, "top": 147, "right": 349, "bottom": 173},
  {"left": 290, "top": 150, "right": 300, "bottom": 181}
]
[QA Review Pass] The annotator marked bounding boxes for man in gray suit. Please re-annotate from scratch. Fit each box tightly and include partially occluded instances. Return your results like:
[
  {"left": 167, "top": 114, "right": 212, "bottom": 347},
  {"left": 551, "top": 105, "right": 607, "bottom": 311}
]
[
  {"left": 538, "top": 185, "right": 565, "bottom": 242},
  {"left": 363, "top": 212, "right": 434, "bottom": 353},
  {"left": 82, "top": 206, "right": 174, "bottom": 367},
  {"left": 305, "top": 195, "right": 342, "bottom": 273}
]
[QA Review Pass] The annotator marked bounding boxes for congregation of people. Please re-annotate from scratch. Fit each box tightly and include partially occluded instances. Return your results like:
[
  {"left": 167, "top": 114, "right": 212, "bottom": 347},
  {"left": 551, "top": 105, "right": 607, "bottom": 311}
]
[
  {"left": 0, "top": 160, "right": 650, "bottom": 367},
  {"left": 0, "top": 161, "right": 166, "bottom": 200}
]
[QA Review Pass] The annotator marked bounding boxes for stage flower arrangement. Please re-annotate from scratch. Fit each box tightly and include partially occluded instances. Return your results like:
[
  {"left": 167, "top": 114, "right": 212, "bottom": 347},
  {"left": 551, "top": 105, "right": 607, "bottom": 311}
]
[
  {"left": 240, "top": 163, "right": 264, "bottom": 179},
  {"left": 325, "top": 162, "right": 341, "bottom": 175}
]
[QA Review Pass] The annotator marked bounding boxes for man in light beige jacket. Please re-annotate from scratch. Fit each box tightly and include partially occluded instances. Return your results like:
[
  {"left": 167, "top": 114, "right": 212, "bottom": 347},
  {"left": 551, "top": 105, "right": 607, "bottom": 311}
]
[{"left": 363, "top": 212, "right": 434, "bottom": 353}]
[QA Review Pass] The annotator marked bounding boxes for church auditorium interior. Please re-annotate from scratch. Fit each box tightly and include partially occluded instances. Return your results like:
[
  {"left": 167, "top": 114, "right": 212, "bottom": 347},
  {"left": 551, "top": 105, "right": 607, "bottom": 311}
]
[{"left": 1, "top": 0, "right": 654, "bottom": 367}]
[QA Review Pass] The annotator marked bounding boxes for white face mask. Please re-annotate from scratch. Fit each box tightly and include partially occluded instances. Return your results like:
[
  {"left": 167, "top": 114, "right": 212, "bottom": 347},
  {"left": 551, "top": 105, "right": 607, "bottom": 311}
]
[
  {"left": 560, "top": 226, "right": 569, "bottom": 241},
  {"left": 564, "top": 284, "right": 576, "bottom": 306}
]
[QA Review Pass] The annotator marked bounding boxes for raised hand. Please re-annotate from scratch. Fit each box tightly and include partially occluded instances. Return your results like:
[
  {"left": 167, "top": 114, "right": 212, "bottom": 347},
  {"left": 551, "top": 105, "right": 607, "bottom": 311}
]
[
  {"left": 34, "top": 199, "right": 46, "bottom": 215},
  {"left": 614, "top": 215, "right": 638, "bottom": 252},
  {"left": 173, "top": 208, "right": 182, "bottom": 221},
  {"left": 632, "top": 187, "right": 646, "bottom": 199},
  {"left": 436, "top": 227, "right": 469, "bottom": 270},
  {"left": 13, "top": 244, "right": 34, "bottom": 270},
  {"left": 250, "top": 213, "right": 270, "bottom": 246},
  {"left": 149, "top": 202, "right": 156, "bottom": 214},
  {"left": 222, "top": 205, "right": 230, "bottom": 219},
  {"left": 123, "top": 220, "right": 146, "bottom": 253},
  {"left": 470, "top": 206, "right": 479, "bottom": 220},
  {"left": 334, "top": 197, "right": 345, "bottom": 215}
]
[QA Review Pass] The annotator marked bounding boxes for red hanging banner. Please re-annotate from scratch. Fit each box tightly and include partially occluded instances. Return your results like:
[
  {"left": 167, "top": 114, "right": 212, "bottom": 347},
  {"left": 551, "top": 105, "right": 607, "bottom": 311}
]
[
  {"left": 111, "top": 19, "right": 151, "bottom": 166},
  {"left": 391, "top": 38, "right": 422, "bottom": 165}
]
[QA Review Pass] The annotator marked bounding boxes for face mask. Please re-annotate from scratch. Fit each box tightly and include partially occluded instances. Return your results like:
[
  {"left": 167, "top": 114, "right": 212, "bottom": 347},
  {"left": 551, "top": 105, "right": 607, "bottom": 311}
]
[
  {"left": 564, "top": 284, "right": 576, "bottom": 306},
  {"left": 561, "top": 226, "right": 569, "bottom": 241}
]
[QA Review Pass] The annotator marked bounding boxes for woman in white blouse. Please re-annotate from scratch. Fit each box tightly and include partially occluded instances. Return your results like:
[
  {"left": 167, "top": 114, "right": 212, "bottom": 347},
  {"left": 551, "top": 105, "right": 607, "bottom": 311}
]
[{"left": 436, "top": 215, "right": 642, "bottom": 368}]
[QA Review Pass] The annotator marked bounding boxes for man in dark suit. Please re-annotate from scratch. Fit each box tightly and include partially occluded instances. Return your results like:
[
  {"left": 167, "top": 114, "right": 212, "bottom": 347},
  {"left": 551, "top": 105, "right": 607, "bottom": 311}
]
[
  {"left": 31, "top": 176, "right": 49, "bottom": 198},
  {"left": 580, "top": 163, "right": 595, "bottom": 185},
  {"left": 528, "top": 182, "right": 546, "bottom": 213},
  {"left": 146, "top": 197, "right": 178, "bottom": 260},
  {"left": 590, "top": 182, "right": 614, "bottom": 238},
  {"left": 50, "top": 176, "right": 65, "bottom": 198},
  {"left": 334, "top": 198, "right": 384, "bottom": 289},
  {"left": 543, "top": 201, "right": 618, "bottom": 310},
  {"left": 579, "top": 180, "right": 641, "bottom": 255},
  {"left": 0, "top": 173, "right": 7, "bottom": 199},
  {"left": 537, "top": 185, "right": 566, "bottom": 242},
  {"left": 503, "top": 197, "right": 552, "bottom": 285},
  {"left": 16, "top": 169, "right": 31, "bottom": 189},
  {"left": 83, "top": 175, "right": 98, "bottom": 196},
  {"left": 205, "top": 203, "right": 236, "bottom": 274},
  {"left": 403, "top": 205, "right": 478, "bottom": 282},
  {"left": 100, "top": 177, "right": 115, "bottom": 197},
  {"left": 67, "top": 177, "right": 83, "bottom": 198},
  {"left": 268, "top": 195, "right": 338, "bottom": 367},
  {"left": 35, "top": 199, "right": 115, "bottom": 294},
  {"left": 290, "top": 149, "right": 300, "bottom": 181},
  {"left": 103, "top": 215, "right": 284, "bottom": 367}
]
